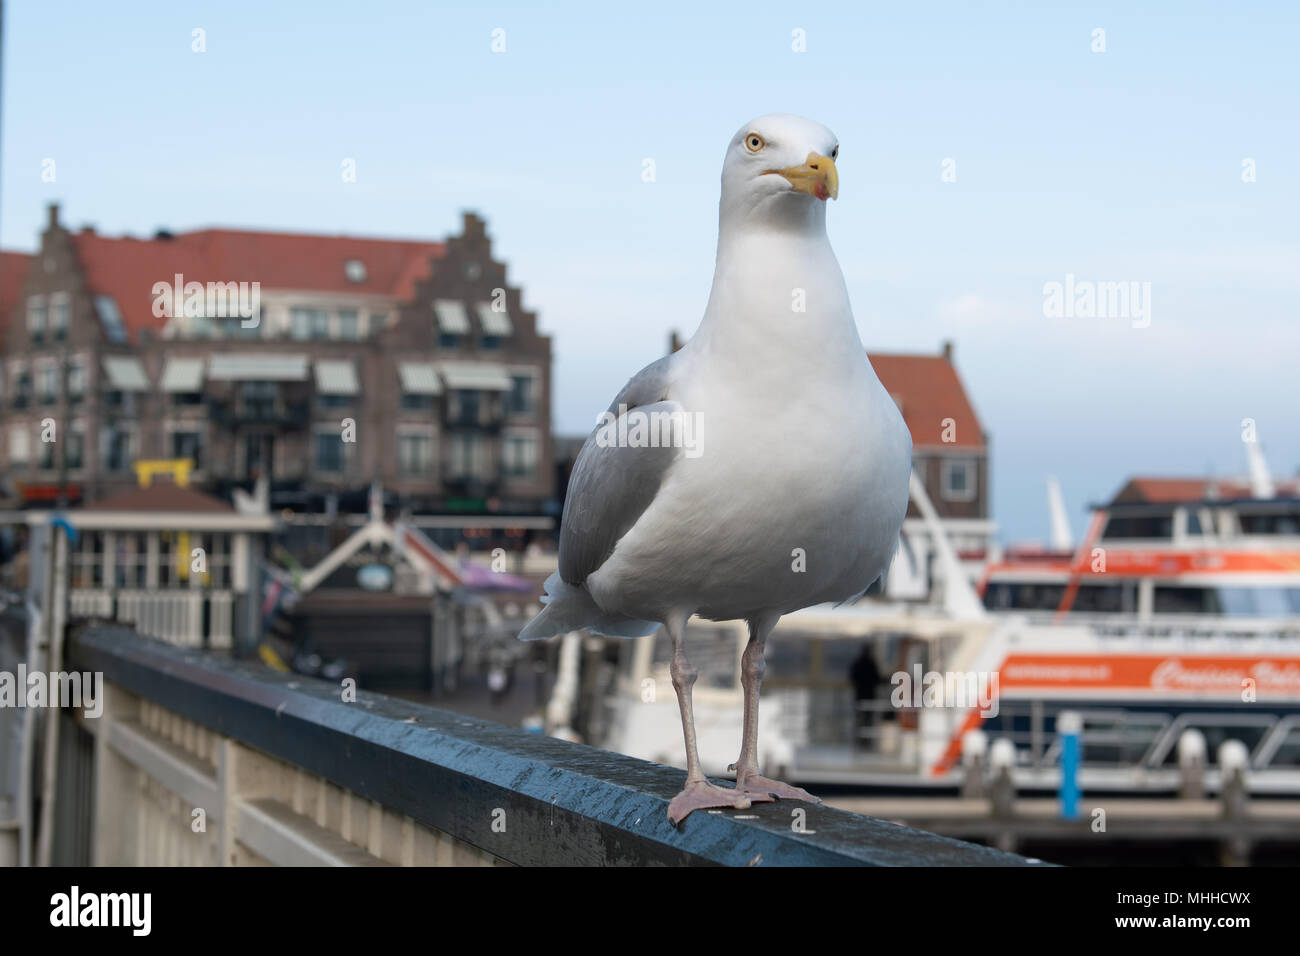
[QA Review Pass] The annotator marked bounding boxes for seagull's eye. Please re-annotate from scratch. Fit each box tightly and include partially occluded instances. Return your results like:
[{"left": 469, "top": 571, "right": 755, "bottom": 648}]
[
  {"left": 745, "top": 133, "right": 765, "bottom": 153},
  {"left": 831, "top": 145, "right": 839, "bottom": 160}
]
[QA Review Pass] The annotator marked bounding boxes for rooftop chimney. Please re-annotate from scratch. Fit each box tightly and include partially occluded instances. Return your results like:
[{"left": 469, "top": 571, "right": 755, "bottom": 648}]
[
  {"left": 461, "top": 211, "right": 486, "bottom": 239},
  {"left": 942, "top": 340, "right": 954, "bottom": 361},
  {"left": 47, "top": 203, "right": 61, "bottom": 228}
]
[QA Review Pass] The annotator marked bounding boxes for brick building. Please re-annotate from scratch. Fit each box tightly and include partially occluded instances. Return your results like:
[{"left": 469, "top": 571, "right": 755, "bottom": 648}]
[{"left": 0, "top": 205, "right": 555, "bottom": 519}]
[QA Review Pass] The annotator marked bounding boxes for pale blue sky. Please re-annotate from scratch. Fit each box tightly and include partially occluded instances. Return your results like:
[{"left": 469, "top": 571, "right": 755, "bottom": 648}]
[{"left": 4, "top": 1, "right": 1297, "bottom": 541}]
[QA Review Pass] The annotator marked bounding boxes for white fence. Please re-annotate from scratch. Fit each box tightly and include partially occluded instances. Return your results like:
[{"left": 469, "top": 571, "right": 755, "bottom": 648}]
[{"left": 69, "top": 589, "right": 235, "bottom": 649}]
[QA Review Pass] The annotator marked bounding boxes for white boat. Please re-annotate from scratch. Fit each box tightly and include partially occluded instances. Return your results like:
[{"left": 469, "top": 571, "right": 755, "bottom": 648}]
[{"left": 566, "top": 450, "right": 1300, "bottom": 797}]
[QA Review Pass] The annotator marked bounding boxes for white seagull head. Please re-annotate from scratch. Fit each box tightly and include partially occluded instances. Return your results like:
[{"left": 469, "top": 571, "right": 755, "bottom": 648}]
[{"left": 719, "top": 113, "right": 840, "bottom": 233}]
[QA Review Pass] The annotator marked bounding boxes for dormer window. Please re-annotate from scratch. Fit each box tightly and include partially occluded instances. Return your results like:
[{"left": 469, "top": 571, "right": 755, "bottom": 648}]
[
  {"left": 344, "top": 259, "right": 367, "bottom": 283},
  {"left": 464, "top": 261, "right": 482, "bottom": 280}
]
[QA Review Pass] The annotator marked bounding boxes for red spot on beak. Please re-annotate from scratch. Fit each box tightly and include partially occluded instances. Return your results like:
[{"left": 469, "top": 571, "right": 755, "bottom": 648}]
[{"left": 814, "top": 182, "right": 830, "bottom": 201}]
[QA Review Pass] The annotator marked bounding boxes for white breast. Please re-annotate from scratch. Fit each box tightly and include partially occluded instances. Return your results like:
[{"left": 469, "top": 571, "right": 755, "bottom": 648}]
[{"left": 586, "top": 230, "right": 913, "bottom": 622}]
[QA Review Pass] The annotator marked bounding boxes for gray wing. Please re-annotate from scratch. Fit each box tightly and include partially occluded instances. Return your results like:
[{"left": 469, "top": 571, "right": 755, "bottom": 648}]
[{"left": 559, "top": 354, "right": 682, "bottom": 586}]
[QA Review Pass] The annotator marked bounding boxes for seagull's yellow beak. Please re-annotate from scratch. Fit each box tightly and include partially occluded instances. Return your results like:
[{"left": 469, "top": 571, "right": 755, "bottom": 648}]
[{"left": 766, "top": 152, "right": 839, "bottom": 201}]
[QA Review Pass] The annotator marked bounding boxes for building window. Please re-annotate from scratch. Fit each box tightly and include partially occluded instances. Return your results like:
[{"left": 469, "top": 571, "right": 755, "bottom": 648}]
[
  {"left": 67, "top": 359, "right": 86, "bottom": 404},
  {"left": 220, "top": 314, "right": 261, "bottom": 339},
  {"left": 39, "top": 438, "right": 55, "bottom": 471},
  {"left": 315, "top": 432, "right": 344, "bottom": 474},
  {"left": 452, "top": 389, "right": 481, "bottom": 424},
  {"left": 8, "top": 425, "right": 30, "bottom": 466},
  {"left": 338, "top": 310, "right": 360, "bottom": 339},
  {"left": 481, "top": 335, "right": 501, "bottom": 350},
  {"left": 239, "top": 381, "right": 278, "bottom": 418},
  {"left": 67, "top": 431, "right": 85, "bottom": 470},
  {"left": 941, "top": 459, "right": 976, "bottom": 502},
  {"left": 311, "top": 310, "right": 331, "bottom": 340},
  {"left": 289, "top": 307, "right": 327, "bottom": 341},
  {"left": 448, "top": 433, "right": 490, "bottom": 480},
  {"left": 401, "top": 392, "right": 433, "bottom": 411},
  {"left": 27, "top": 296, "right": 46, "bottom": 345},
  {"left": 39, "top": 364, "right": 59, "bottom": 405},
  {"left": 171, "top": 430, "right": 203, "bottom": 470},
  {"left": 438, "top": 332, "right": 460, "bottom": 348},
  {"left": 102, "top": 427, "right": 135, "bottom": 472},
  {"left": 317, "top": 393, "right": 352, "bottom": 410},
  {"left": 398, "top": 433, "right": 434, "bottom": 477},
  {"left": 507, "top": 373, "right": 535, "bottom": 415},
  {"left": 13, "top": 369, "right": 31, "bottom": 409},
  {"left": 368, "top": 311, "right": 387, "bottom": 333},
  {"left": 51, "top": 294, "right": 70, "bottom": 342},
  {"left": 502, "top": 434, "right": 538, "bottom": 479},
  {"left": 171, "top": 391, "right": 203, "bottom": 407}
]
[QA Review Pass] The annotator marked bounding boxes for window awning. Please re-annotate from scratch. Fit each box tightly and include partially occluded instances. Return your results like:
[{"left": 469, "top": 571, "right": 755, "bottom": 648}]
[
  {"left": 101, "top": 356, "right": 150, "bottom": 391},
  {"left": 315, "top": 359, "right": 359, "bottom": 395},
  {"left": 439, "top": 361, "right": 512, "bottom": 391},
  {"left": 476, "top": 302, "right": 514, "bottom": 336},
  {"left": 432, "top": 300, "right": 470, "bottom": 334},
  {"left": 160, "top": 358, "right": 205, "bottom": 393},
  {"left": 208, "top": 354, "right": 309, "bottom": 381},
  {"left": 399, "top": 362, "right": 442, "bottom": 395}
]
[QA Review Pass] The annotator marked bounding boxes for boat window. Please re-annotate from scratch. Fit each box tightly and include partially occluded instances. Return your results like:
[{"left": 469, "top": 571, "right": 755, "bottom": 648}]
[
  {"left": 1072, "top": 583, "right": 1136, "bottom": 614},
  {"left": 982, "top": 582, "right": 1066, "bottom": 612},
  {"left": 1163, "top": 586, "right": 1300, "bottom": 617},
  {"left": 1184, "top": 510, "right": 1202, "bottom": 535},
  {"left": 1153, "top": 586, "right": 1221, "bottom": 615},
  {"left": 1101, "top": 514, "right": 1173, "bottom": 539},
  {"left": 1237, "top": 508, "right": 1300, "bottom": 535}
]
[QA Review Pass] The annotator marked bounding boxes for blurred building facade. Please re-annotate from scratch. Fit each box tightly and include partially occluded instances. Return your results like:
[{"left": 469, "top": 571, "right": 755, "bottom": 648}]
[
  {"left": 0, "top": 205, "right": 554, "bottom": 518},
  {"left": 872, "top": 342, "right": 994, "bottom": 598}
]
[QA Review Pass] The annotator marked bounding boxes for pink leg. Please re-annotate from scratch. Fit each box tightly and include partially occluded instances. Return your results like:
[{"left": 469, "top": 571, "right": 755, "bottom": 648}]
[
  {"left": 664, "top": 613, "right": 768, "bottom": 826},
  {"left": 730, "top": 614, "right": 821, "bottom": 805}
]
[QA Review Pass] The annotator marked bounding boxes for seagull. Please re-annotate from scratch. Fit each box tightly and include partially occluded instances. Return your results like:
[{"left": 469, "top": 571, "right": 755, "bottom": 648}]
[{"left": 519, "top": 114, "right": 912, "bottom": 825}]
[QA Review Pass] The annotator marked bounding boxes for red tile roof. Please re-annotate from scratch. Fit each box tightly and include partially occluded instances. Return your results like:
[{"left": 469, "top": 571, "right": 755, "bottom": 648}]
[
  {"left": 68, "top": 228, "right": 445, "bottom": 340},
  {"left": 84, "top": 482, "right": 235, "bottom": 513},
  {"left": 1113, "top": 476, "right": 1300, "bottom": 504},
  {"left": 868, "top": 351, "right": 986, "bottom": 449},
  {"left": 0, "top": 251, "right": 33, "bottom": 333}
]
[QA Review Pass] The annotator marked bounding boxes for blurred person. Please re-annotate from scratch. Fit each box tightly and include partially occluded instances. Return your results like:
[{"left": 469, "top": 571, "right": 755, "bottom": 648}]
[{"left": 850, "top": 644, "right": 882, "bottom": 751}]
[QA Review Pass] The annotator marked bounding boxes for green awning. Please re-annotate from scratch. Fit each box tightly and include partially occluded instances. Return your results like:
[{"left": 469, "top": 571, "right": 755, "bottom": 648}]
[
  {"left": 314, "top": 360, "right": 359, "bottom": 395},
  {"left": 439, "top": 362, "right": 512, "bottom": 391},
  {"left": 432, "top": 300, "right": 470, "bottom": 334},
  {"left": 160, "top": 358, "right": 205, "bottom": 392},
  {"left": 101, "top": 356, "right": 149, "bottom": 391},
  {"left": 399, "top": 362, "right": 442, "bottom": 395},
  {"left": 208, "top": 354, "right": 309, "bottom": 381},
  {"left": 476, "top": 302, "right": 514, "bottom": 336}
]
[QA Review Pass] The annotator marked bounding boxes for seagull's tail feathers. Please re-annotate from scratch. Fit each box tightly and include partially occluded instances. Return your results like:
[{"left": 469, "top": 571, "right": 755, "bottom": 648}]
[{"left": 517, "top": 572, "right": 660, "bottom": 642}]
